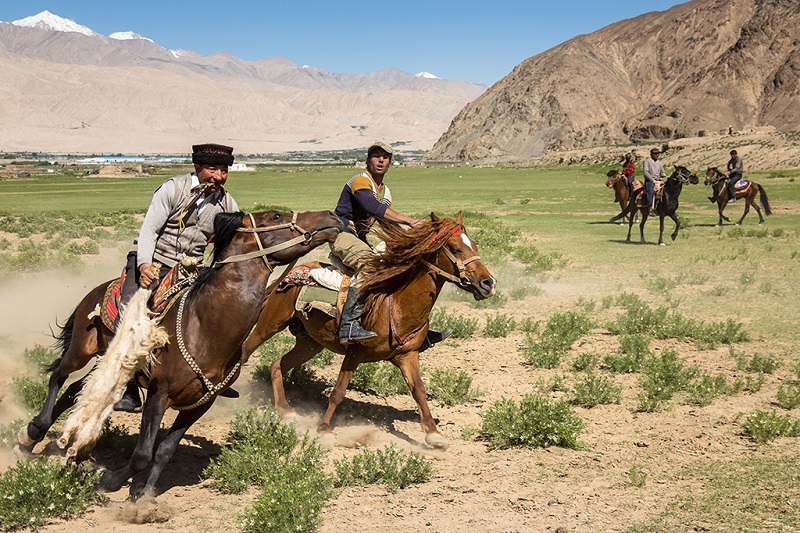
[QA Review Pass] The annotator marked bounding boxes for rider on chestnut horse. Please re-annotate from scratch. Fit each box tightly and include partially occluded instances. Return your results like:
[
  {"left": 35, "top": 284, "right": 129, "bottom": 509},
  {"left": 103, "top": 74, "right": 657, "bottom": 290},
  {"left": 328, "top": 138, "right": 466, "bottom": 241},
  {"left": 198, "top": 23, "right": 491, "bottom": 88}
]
[{"left": 331, "top": 141, "right": 449, "bottom": 348}]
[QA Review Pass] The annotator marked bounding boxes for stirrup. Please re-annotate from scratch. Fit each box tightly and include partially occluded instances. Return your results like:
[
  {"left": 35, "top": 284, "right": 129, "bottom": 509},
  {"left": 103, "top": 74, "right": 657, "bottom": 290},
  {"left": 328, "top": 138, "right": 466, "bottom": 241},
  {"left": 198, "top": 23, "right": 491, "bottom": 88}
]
[
  {"left": 339, "top": 322, "right": 378, "bottom": 345},
  {"left": 420, "top": 328, "right": 452, "bottom": 352}
]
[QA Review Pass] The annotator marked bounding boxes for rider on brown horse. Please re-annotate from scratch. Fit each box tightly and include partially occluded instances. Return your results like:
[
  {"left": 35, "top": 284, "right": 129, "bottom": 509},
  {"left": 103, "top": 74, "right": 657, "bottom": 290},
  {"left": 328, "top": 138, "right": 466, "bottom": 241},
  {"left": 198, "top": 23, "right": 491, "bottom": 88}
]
[
  {"left": 726, "top": 149, "right": 744, "bottom": 202},
  {"left": 114, "top": 143, "right": 240, "bottom": 412},
  {"left": 331, "top": 142, "right": 449, "bottom": 348}
]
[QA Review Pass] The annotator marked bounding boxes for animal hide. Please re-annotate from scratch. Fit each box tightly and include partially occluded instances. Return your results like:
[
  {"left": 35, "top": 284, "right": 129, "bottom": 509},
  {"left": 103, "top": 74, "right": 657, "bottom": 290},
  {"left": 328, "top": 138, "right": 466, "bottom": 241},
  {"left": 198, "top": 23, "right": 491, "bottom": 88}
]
[{"left": 57, "top": 287, "right": 168, "bottom": 459}]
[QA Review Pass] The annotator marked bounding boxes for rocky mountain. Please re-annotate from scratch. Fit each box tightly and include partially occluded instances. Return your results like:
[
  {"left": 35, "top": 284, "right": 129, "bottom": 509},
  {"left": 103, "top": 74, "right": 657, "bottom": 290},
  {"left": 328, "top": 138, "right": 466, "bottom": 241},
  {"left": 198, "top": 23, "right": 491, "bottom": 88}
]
[
  {"left": 428, "top": 0, "right": 800, "bottom": 162},
  {"left": 0, "top": 12, "right": 486, "bottom": 155}
]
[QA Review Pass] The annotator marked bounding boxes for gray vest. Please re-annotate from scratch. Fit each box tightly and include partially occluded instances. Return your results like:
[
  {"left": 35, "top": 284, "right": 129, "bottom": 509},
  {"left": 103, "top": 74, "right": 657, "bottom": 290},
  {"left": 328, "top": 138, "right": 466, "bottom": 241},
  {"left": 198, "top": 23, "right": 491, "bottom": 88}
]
[{"left": 152, "top": 173, "right": 235, "bottom": 267}]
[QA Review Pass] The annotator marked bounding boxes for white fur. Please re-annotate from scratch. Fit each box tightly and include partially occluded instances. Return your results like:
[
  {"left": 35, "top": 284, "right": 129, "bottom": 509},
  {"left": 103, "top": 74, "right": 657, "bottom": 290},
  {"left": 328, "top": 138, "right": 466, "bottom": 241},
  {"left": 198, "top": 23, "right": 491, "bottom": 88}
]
[
  {"left": 57, "top": 288, "right": 168, "bottom": 458},
  {"left": 461, "top": 233, "right": 473, "bottom": 249}
]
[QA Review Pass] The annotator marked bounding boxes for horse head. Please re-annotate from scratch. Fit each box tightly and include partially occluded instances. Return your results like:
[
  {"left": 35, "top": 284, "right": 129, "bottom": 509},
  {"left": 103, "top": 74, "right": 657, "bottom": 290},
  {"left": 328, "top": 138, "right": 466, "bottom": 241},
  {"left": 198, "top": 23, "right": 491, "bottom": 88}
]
[
  {"left": 212, "top": 210, "right": 343, "bottom": 268},
  {"left": 704, "top": 166, "right": 725, "bottom": 186},
  {"left": 606, "top": 169, "right": 620, "bottom": 188},
  {"left": 671, "top": 165, "right": 698, "bottom": 185},
  {"left": 434, "top": 212, "right": 497, "bottom": 300}
]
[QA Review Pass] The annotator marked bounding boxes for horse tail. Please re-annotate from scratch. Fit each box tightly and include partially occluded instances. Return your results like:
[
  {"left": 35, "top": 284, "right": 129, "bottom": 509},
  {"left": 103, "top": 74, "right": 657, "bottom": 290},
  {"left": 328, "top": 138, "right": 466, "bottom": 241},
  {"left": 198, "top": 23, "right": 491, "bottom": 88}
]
[
  {"left": 57, "top": 288, "right": 168, "bottom": 458},
  {"left": 43, "top": 308, "right": 77, "bottom": 374},
  {"left": 757, "top": 184, "right": 772, "bottom": 216}
]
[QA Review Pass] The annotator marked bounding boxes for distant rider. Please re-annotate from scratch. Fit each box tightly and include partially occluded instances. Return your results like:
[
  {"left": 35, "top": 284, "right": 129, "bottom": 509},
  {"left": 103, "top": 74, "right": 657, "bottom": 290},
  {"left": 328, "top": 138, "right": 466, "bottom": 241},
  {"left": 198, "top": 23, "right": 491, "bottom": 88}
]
[
  {"left": 726, "top": 149, "right": 743, "bottom": 202},
  {"left": 643, "top": 148, "right": 665, "bottom": 216}
]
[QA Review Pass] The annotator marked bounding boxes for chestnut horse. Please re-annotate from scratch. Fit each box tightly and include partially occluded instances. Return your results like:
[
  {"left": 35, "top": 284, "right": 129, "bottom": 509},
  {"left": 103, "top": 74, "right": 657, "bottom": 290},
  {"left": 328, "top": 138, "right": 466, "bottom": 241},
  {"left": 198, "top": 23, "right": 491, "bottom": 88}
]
[
  {"left": 617, "top": 165, "right": 698, "bottom": 245},
  {"left": 705, "top": 167, "right": 772, "bottom": 226},
  {"left": 18, "top": 209, "right": 342, "bottom": 498},
  {"left": 240, "top": 213, "right": 496, "bottom": 449},
  {"left": 606, "top": 170, "right": 642, "bottom": 223}
]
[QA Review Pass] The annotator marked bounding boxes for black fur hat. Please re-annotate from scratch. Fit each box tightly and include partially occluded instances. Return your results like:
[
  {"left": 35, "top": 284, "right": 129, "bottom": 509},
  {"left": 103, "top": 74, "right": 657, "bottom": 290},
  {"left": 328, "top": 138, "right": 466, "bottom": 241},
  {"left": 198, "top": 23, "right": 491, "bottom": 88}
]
[{"left": 192, "top": 143, "right": 234, "bottom": 166}]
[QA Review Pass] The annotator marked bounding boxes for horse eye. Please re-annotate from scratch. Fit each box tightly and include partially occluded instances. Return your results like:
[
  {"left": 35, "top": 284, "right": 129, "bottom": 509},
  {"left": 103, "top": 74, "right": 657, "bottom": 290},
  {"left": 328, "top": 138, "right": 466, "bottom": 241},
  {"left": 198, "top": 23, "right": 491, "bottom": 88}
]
[{"left": 272, "top": 213, "right": 281, "bottom": 220}]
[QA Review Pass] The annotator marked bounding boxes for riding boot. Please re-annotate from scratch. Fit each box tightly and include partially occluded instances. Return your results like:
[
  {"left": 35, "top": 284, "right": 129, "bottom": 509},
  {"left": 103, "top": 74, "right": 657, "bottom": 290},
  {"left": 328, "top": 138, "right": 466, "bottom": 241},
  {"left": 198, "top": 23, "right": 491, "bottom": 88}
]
[
  {"left": 649, "top": 196, "right": 657, "bottom": 217},
  {"left": 728, "top": 186, "right": 737, "bottom": 202},
  {"left": 219, "top": 387, "right": 240, "bottom": 398},
  {"left": 419, "top": 328, "right": 453, "bottom": 353},
  {"left": 113, "top": 380, "right": 142, "bottom": 413},
  {"left": 339, "top": 286, "right": 378, "bottom": 345}
]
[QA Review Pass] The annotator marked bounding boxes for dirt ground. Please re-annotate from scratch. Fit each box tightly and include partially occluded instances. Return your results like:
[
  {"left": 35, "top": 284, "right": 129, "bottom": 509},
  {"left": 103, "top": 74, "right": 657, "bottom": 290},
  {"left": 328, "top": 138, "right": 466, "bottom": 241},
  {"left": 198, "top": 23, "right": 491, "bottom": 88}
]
[{"left": 0, "top": 221, "right": 796, "bottom": 533}]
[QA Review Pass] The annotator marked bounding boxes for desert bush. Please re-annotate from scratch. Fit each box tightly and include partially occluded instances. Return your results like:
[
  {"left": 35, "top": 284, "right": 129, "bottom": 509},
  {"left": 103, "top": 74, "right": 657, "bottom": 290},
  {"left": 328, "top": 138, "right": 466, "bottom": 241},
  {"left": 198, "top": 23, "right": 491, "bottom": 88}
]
[
  {"left": 776, "top": 384, "right": 800, "bottom": 410},
  {"left": 11, "top": 377, "right": 48, "bottom": 411},
  {"left": 65, "top": 239, "right": 100, "bottom": 255},
  {"left": 426, "top": 368, "right": 482, "bottom": 406},
  {"left": 741, "top": 410, "right": 800, "bottom": 444},
  {"left": 462, "top": 211, "right": 519, "bottom": 261},
  {"left": 483, "top": 313, "right": 517, "bottom": 337},
  {"left": 512, "top": 243, "right": 558, "bottom": 273},
  {"left": 687, "top": 373, "right": 731, "bottom": 406},
  {"left": 571, "top": 352, "right": 600, "bottom": 371},
  {"left": 522, "top": 311, "right": 593, "bottom": 368},
  {"left": 570, "top": 371, "right": 622, "bottom": 407},
  {"left": 628, "top": 465, "right": 648, "bottom": 488},
  {"left": 350, "top": 362, "right": 407, "bottom": 395},
  {"left": 430, "top": 307, "right": 478, "bottom": 339},
  {"left": 0, "top": 419, "right": 25, "bottom": 448},
  {"left": 0, "top": 458, "right": 105, "bottom": 531},
  {"left": 735, "top": 353, "right": 780, "bottom": 374},
  {"left": 637, "top": 350, "right": 698, "bottom": 412},
  {"left": 334, "top": 443, "right": 434, "bottom": 489},
  {"left": 479, "top": 394, "right": 585, "bottom": 450}
]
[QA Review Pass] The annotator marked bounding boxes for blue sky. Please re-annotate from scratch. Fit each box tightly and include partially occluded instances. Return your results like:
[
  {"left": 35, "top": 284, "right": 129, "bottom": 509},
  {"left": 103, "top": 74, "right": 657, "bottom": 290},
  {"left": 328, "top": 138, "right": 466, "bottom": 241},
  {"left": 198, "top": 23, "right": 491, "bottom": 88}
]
[{"left": 2, "top": 1, "right": 687, "bottom": 85}]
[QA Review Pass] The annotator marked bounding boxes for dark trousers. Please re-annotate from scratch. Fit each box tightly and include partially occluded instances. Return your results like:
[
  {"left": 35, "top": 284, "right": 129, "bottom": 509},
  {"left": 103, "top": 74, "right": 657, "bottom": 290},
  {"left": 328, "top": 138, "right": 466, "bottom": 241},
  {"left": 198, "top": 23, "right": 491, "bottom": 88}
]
[
  {"left": 728, "top": 172, "right": 742, "bottom": 198},
  {"left": 119, "top": 251, "right": 171, "bottom": 306},
  {"left": 645, "top": 181, "right": 655, "bottom": 207}
]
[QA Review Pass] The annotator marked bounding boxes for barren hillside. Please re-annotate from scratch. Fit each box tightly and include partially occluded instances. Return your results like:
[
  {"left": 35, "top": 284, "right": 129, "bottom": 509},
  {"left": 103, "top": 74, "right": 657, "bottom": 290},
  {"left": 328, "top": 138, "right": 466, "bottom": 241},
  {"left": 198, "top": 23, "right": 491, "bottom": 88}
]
[{"left": 428, "top": 0, "right": 800, "bottom": 161}]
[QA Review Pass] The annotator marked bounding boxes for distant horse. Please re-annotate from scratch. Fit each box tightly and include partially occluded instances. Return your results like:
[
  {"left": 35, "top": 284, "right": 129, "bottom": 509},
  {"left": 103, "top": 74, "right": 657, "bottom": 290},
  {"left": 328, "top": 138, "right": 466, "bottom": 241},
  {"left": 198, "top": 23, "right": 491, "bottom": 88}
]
[
  {"left": 239, "top": 213, "right": 496, "bottom": 449},
  {"left": 616, "top": 165, "right": 698, "bottom": 245},
  {"left": 18, "top": 209, "right": 343, "bottom": 498},
  {"left": 606, "top": 169, "right": 643, "bottom": 223},
  {"left": 705, "top": 167, "right": 772, "bottom": 226}
]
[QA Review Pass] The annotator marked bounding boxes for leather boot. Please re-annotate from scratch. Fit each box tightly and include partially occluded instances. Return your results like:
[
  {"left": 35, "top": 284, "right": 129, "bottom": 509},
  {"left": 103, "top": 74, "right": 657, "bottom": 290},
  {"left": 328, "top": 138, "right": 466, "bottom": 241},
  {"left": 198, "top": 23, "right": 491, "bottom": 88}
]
[
  {"left": 339, "top": 286, "right": 377, "bottom": 345},
  {"left": 419, "top": 328, "right": 452, "bottom": 353},
  {"left": 728, "top": 187, "right": 737, "bottom": 202},
  {"left": 113, "top": 380, "right": 142, "bottom": 413}
]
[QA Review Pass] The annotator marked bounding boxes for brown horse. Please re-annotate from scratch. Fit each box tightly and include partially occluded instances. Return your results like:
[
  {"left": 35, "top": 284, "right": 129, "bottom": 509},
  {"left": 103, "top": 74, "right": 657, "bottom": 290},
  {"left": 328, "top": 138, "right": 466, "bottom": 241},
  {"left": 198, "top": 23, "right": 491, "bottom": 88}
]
[
  {"left": 240, "top": 213, "right": 496, "bottom": 449},
  {"left": 606, "top": 170, "right": 643, "bottom": 223},
  {"left": 18, "top": 209, "right": 343, "bottom": 498},
  {"left": 705, "top": 167, "right": 772, "bottom": 226}
]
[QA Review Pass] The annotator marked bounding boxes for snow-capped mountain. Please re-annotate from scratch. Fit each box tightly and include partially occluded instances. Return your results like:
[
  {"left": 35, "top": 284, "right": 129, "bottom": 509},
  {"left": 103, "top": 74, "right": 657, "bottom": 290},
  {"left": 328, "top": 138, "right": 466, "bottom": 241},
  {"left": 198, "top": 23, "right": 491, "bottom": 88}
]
[
  {"left": 109, "top": 31, "right": 154, "bottom": 43},
  {"left": 416, "top": 72, "right": 440, "bottom": 79},
  {"left": 11, "top": 10, "right": 97, "bottom": 37}
]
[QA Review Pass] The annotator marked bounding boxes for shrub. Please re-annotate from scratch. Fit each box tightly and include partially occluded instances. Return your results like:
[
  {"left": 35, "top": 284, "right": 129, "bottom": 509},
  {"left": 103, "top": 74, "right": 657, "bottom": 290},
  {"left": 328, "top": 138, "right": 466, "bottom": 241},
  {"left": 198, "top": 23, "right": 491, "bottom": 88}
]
[
  {"left": 776, "top": 384, "right": 800, "bottom": 410},
  {"left": 0, "top": 419, "right": 26, "bottom": 448},
  {"left": 512, "top": 244, "right": 557, "bottom": 274},
  {"left": 11, "top": 377, "right": 48, "bottom": 411},
  {"left": 0, "top": 458, "right": 105, "bottom": 531},
  {"left": 479, "top": 394, "right": 585, "bottom": 450},
  {"left": 741, "top": 410, "right": 800, "bottom": 444},
  {"left": 426, "top": 368, "right": 482, "bottom": 406},
  {"left": 350, "top": 362, "right": 408, "bottom": 395},
  {"left": 22, "top": 344, "right": 59, "bottom": 370},
  {"left": 430, "top": 307, "right": 478, "bottom": 339},
  {"left": 736, "top": 353, "right": 779, "bottom": 374},
  {"left": 65, "top": 239, "right": 100, "bottom": 255},
  {"left": 687, "top": 373, "right": 731, "bottom": 406},
  {"left": 522, "top": 311, "right": 592, "bottom": 368},
  {"left": 637, "top": 350, "right": 698, "bottom": 412},
  {"left": 483, "top": 313, "right": 517, "bottom": 337},
  {"left": 334, "top": 443, "right": 434, "bottom": 490},
  {"left": 571, "top": 352, "right": 600, "bottom": 371},
  {"left": 628, "top": 465, "right": 648, "bottom": 487},
  {"left": 570, "top": 371, "right": 622, "bottom": 407}
]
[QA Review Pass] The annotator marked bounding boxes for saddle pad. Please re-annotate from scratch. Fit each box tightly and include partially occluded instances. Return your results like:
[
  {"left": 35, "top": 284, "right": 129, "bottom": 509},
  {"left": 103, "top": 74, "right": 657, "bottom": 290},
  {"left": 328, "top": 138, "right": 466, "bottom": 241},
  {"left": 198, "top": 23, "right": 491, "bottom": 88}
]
[{"left": 734, "top": 180, "right": 751, "bottom": 193}]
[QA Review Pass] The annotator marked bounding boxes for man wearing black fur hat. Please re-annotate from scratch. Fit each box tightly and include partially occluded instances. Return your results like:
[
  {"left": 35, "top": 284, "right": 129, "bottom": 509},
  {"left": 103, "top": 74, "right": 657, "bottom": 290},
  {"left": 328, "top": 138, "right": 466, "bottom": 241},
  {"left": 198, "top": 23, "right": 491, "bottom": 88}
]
[{"left": 114, "top": 143, "right": 239, "bottom": 412}]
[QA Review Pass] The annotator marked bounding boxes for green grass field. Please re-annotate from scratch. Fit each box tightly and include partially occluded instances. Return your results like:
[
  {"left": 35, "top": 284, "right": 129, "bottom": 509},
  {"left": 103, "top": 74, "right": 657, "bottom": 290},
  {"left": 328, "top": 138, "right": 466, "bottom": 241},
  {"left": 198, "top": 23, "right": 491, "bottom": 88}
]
[{"left": 1, "top": 161, "right": 799, "bottom": 531}]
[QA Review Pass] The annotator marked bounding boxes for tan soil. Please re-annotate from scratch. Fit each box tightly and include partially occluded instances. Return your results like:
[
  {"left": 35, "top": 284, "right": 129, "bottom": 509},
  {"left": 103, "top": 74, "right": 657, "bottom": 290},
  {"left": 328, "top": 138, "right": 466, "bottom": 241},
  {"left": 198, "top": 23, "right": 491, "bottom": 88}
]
[{"left": 0, "top": 222, "right": 796, "bottom": 533}]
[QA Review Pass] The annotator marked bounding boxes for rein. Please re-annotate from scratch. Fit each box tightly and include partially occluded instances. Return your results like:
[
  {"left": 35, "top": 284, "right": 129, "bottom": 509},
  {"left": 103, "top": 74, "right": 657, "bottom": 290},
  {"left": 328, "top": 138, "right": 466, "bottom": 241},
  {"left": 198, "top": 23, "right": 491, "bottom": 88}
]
[
  {"left": 174, "top": 211, "right": 315, "bottom": 411},
  {"left": 212, "top": 212, "right": 315, "bottom": 270}
]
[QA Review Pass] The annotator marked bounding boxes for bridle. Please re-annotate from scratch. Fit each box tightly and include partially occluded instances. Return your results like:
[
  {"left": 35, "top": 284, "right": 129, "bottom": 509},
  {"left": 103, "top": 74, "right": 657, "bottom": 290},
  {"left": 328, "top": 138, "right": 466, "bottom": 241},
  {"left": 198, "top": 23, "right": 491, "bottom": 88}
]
[
  {"left": 419, "top": 226, "right": 482, "bottom": 288},
  {"left": 212, "top": 212, "right": 316, "bottom": 272}
]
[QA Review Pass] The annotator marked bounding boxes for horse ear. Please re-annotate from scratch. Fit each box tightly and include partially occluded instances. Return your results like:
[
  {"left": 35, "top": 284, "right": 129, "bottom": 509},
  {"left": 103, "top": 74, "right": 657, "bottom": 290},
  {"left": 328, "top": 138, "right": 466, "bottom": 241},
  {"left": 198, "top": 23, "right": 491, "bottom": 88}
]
[
  {"left": 430, "top": 212, "right": 440, "bottom": 222},
  {"left": 455, "top": 211, "right": 463, "bottom": 225}
]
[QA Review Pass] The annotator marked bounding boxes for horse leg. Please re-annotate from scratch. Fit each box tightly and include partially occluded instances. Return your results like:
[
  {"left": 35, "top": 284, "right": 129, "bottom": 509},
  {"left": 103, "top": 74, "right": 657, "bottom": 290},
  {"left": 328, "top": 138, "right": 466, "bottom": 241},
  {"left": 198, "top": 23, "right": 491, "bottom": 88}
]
[
  {"left": 132, "top": 402, "right": 213, "bottom": 500},
  {"left": 752, "top": 199, "right": 765, "bottom": 224},
  {"left": 658, "top": 215, "right": 666, "bottom": 245},
  {"left": 271, "top": 335, "right": 324, "bottom": 417},
  {"left": 669, "top": 212, "right": 680, "bottom": 241},
  {"left": 391, "top": 352, "right": 447, "bottom": 449},
  {"left": 317, "top": 354, "right": 358, "bottom": 436},
  {"left": 625, "top": 209, "right": 637, "bottom": 242},
  {"left": 737, "top": 198, "right": 751, "bottom": 225},
  {"left": 100, "top": 389, "right": 169, "bottom": 494},
  {"left": 639, "top": 211, "right": 647, "bottom": 243}
]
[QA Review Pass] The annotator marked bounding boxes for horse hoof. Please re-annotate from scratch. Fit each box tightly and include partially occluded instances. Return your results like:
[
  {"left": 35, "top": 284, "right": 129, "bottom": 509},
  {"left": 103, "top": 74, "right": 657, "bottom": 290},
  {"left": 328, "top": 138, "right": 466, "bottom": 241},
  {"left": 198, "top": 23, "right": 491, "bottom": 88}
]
[
  {"left": 318, "top": 432, "right": 336, "bottom": 449},
  {"left": 17, "top": 425, "right": 36, "bottom": 448},
  {"left": 425, "top": 433, "right": 449, "bottom": 449}
]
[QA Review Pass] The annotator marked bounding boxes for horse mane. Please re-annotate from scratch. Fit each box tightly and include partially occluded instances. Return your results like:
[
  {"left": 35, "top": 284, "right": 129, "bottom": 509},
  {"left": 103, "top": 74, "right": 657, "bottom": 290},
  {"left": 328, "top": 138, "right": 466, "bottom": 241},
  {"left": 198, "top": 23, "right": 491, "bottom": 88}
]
[
  {"left": 359, "top": 214, "right": 460, "bottom": 297},
  {"left": 192, "top": 211, "right": 244, "bottom": 292}
]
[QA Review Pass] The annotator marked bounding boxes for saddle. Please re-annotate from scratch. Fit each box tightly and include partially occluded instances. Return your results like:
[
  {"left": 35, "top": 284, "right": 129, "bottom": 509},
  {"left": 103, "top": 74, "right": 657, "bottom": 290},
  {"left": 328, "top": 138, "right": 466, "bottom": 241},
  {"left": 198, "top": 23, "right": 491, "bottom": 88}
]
[
  {"left": 636, "top": 181, "right": 663, "bottom": 207},
  {"left": 277, "top": 261, "right": 350, "bottom": 322},
  {"left": 734, "top": 179, "right": 751, "bottom": 194},
  {"left": 98, "top": 263, "right": 197, "bottom": 333}
]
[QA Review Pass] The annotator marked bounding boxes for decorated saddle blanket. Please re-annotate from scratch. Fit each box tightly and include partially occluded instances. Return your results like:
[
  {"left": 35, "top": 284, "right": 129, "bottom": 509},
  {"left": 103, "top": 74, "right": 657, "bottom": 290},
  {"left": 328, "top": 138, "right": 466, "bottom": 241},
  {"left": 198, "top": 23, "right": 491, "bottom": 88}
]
[
  {"left": 99, "top": 264, "right": 195, "bottom": 333},
  {"left": 631, "top": 178, "right": 644, "bottom": 192},
  {"left": 636, "top": 181, "right": 664, "bottom": 207},
  {"left": 734, "top": 179, "right": 751, "bottom": 193},
  {"left": 277, "top": 261, "right": 350, "bottom": 320}
]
